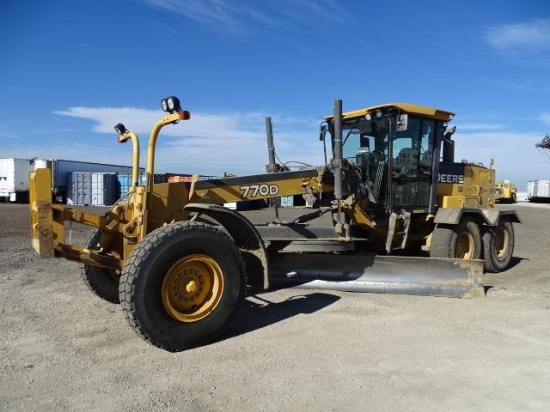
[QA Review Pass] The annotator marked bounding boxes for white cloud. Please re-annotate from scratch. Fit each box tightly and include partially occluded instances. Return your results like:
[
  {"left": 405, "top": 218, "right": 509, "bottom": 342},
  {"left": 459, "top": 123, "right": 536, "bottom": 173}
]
[
  {"left": 53, "top": 106, "right": 324, "bottom": 176},
  {"left": 143, "top": 0, "right": 247, "bottom": 34},
  {"left": 454, "top": 131, "right": 549, "bottom": 189},
  {"left": 142, "top": 0, "right": 349, "bottom": 36},
  {"left": 0, "top": 142, "right": 133, "bottom": 166},
  {"left": 487, "top": 18, "right": 550, "bottom": 53},
  {"left": 56, "top": 107, "right": 263, "bottom": 139}
]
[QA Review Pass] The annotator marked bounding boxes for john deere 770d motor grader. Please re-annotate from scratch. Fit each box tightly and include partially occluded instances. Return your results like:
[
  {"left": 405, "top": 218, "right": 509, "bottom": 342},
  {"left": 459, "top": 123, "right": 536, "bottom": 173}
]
[{"left": 29, "top": 96, "right": 520, "bottom": 351}]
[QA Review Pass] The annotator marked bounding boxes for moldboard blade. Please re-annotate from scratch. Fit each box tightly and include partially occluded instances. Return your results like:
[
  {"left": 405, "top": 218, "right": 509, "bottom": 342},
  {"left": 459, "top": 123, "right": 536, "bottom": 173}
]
[{"left": 268, "top": 254, "right": 485, "bottom": 298}]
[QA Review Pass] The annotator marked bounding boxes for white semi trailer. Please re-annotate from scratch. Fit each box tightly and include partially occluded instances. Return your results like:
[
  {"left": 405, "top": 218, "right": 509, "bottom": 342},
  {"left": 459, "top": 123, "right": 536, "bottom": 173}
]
[
  {"left": 0, "top": 158, "right": 46, "bottom": 202},
  {"left": 527, "top": 179, "right": 550, "bottom": 202}
]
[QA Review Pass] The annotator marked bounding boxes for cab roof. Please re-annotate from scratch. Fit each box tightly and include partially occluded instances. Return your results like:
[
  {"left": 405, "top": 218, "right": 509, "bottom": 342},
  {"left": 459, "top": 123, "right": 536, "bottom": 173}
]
[{"left": 325, "top": 103, "right": 455, "bottom": 122}]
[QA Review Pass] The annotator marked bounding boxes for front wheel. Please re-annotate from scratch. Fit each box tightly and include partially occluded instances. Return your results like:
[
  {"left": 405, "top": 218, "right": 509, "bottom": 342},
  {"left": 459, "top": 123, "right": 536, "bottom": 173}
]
[
  {"left": 119, "top": 222, "right": 246, "bottom": 352},
  {"left": 483, "top": 221, "right": 514, "bottom": 273}
]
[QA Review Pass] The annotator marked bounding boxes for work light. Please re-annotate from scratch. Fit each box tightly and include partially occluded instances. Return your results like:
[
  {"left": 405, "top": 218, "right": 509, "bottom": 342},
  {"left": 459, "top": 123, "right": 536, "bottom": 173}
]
[
  {"left": 161, "top": 96, "right": 182, "bottom": 114},
  {"left": 114, "top": 123, "right": 127, "bottom": 134}
]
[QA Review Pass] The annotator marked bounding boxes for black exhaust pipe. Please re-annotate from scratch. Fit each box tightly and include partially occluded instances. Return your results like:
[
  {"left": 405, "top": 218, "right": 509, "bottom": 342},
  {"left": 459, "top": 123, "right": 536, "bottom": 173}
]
[{"left": 265, "top": 116, "right": 277, "bottom": 172}]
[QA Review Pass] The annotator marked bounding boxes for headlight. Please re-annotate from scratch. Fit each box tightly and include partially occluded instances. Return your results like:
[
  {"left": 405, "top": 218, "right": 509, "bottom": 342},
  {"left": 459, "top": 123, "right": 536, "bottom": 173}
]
[{"left": 161, "top": 99, "right": 168, "bottom": 112}]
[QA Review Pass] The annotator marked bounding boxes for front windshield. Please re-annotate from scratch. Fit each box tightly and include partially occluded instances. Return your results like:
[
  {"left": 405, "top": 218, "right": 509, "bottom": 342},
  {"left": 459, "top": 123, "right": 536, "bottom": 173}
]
[
  {"left": 341, "top": 118, "right": 389, "bottom": 159},
  {"left": 340, "top": 117, "right": 390, "bottom": 205}
]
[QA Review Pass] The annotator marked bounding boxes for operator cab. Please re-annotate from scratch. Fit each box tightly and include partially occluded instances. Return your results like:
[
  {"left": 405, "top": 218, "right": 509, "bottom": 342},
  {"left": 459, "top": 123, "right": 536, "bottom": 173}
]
[{"left": 326, "top": 103, "right": 454, "bottom": 214}]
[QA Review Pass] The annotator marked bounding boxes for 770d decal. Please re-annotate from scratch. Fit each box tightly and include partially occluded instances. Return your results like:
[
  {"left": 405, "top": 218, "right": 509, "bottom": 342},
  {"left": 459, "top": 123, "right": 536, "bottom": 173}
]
[{"left": 240, "top": 184, "right": 279, "bottom": 198}]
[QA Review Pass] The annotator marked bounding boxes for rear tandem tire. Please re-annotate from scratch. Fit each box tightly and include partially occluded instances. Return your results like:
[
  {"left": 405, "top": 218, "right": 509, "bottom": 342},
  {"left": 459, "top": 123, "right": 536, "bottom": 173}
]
[
  {"left": 430, "top": 218, "right": 482, "bottom": 260},
  {"left": 119, "top": 221, "right": 246, "bottom": 352},
  {"left": 81, "top": 230, "right": 120, "bottom": 304},
  {"left": 483, "top": 221, "right": 514, "bottom": 273}
]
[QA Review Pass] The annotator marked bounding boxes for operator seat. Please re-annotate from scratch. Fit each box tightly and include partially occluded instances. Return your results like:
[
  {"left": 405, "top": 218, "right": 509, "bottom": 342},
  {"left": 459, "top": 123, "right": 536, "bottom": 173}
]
[{"left": 394, "top": 148, "right": 416, "bottom": 178}]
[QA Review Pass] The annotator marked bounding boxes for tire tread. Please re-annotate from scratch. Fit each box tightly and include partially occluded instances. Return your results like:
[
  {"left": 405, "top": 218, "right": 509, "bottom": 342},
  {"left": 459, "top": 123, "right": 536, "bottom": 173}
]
[{"left": 119, "top": 221, "right": 245, "bottom": 351}]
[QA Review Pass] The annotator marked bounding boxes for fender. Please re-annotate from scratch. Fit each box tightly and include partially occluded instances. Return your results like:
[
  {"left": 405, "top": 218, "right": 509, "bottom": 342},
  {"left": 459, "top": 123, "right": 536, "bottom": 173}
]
[
  {"left": 184, "top": 203, "right": 269, "bottom": 290},
  {"left": 434, "top": 208, "right": 522, "bottom": 226}
]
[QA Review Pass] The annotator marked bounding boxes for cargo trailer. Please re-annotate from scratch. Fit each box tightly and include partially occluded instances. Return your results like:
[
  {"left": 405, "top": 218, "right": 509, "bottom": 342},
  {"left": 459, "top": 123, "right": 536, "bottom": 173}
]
[
  {"left": 52, "top": 160, "right": 140, "bottom": 203},
  {"left": 67, "top": 172, "right": 119, "bottom": 206},
  {"left": 527, "top": 179, "right": 550, "bottom": 202}
]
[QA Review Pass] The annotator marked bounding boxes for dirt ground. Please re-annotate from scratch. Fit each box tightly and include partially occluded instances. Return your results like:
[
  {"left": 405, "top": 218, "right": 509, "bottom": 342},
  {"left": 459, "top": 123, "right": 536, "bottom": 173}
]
[{"left": 1, "top": 202, "right": 549, "bottom": 411}]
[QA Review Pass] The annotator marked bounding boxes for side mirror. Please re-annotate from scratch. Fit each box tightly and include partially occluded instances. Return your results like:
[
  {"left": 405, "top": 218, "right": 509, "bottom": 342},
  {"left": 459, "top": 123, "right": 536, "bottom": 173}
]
[
  {"left": 359, "top": 135, "right": 370, "bottom": 150},
  {"left": 319, "top": 124, "right": 327, "bottom": 141},
  {"left": 396, "top": 114, "right": 408, "bottom": 132}
]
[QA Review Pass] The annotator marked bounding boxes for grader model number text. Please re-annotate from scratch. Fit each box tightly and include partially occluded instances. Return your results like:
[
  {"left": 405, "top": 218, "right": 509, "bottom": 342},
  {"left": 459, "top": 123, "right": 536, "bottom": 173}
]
[{"left": 240, "top": 184, "right": 279, "bottom": 198}]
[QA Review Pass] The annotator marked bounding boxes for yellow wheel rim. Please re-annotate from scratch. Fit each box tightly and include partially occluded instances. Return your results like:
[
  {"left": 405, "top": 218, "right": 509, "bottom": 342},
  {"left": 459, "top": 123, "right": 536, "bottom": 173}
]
[
  {"left": 456, "top": 231, "right": 474, "bottom": 259},
  {"left": 161, "top": 254, "right": 224, "bottom": 323},
  {"left": 494, "top": 226, "right": 509, "bottom": 259}
]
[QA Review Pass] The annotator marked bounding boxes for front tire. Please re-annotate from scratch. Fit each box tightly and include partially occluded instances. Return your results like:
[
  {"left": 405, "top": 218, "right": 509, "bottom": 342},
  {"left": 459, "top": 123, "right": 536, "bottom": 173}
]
[
  {"left": 430, "top": 218, "right": 482, "bottom": 260},
  {"left": 483, "top": 221, "right": 514, "bottom": 273},
  {"left": 119, "top": 221, "right": 245, "bottom": 352}
]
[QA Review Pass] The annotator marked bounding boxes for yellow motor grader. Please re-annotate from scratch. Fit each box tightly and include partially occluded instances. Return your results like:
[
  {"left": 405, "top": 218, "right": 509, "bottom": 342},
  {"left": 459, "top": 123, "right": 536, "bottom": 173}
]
[{"left": 29, "top": 96, "right": 520, "bottom": 351}]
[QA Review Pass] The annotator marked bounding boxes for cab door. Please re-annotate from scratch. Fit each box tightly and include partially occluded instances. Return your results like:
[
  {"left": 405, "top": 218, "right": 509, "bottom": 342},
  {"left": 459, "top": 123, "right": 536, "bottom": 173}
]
[{"left": 390, "top": 117, "right": 436, "bottom": 211}]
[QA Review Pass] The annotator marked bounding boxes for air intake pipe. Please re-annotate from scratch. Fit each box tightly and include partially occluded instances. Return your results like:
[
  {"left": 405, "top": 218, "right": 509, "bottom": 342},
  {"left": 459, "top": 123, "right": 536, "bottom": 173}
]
[{"left": 443, "top": 126, "right": 456, "bottom": 163}]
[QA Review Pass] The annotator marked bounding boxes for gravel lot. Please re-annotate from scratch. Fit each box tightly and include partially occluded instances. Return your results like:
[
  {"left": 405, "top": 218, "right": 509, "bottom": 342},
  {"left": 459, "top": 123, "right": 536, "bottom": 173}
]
[{"left": 1, "top": 202, "right": 549, "bottom": 411}]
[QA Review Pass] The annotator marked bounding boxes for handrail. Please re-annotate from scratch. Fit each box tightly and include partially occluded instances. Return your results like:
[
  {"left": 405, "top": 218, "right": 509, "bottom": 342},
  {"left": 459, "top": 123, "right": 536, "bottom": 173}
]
[{"left": 146, "top": 111, "right": 187, "bottom": 192}]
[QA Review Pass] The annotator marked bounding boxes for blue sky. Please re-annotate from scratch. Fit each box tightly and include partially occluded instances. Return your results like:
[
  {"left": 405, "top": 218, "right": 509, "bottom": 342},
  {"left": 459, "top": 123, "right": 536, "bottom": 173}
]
[{"left": 1, "top": 0, "right": 550, "bottom": 190}]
